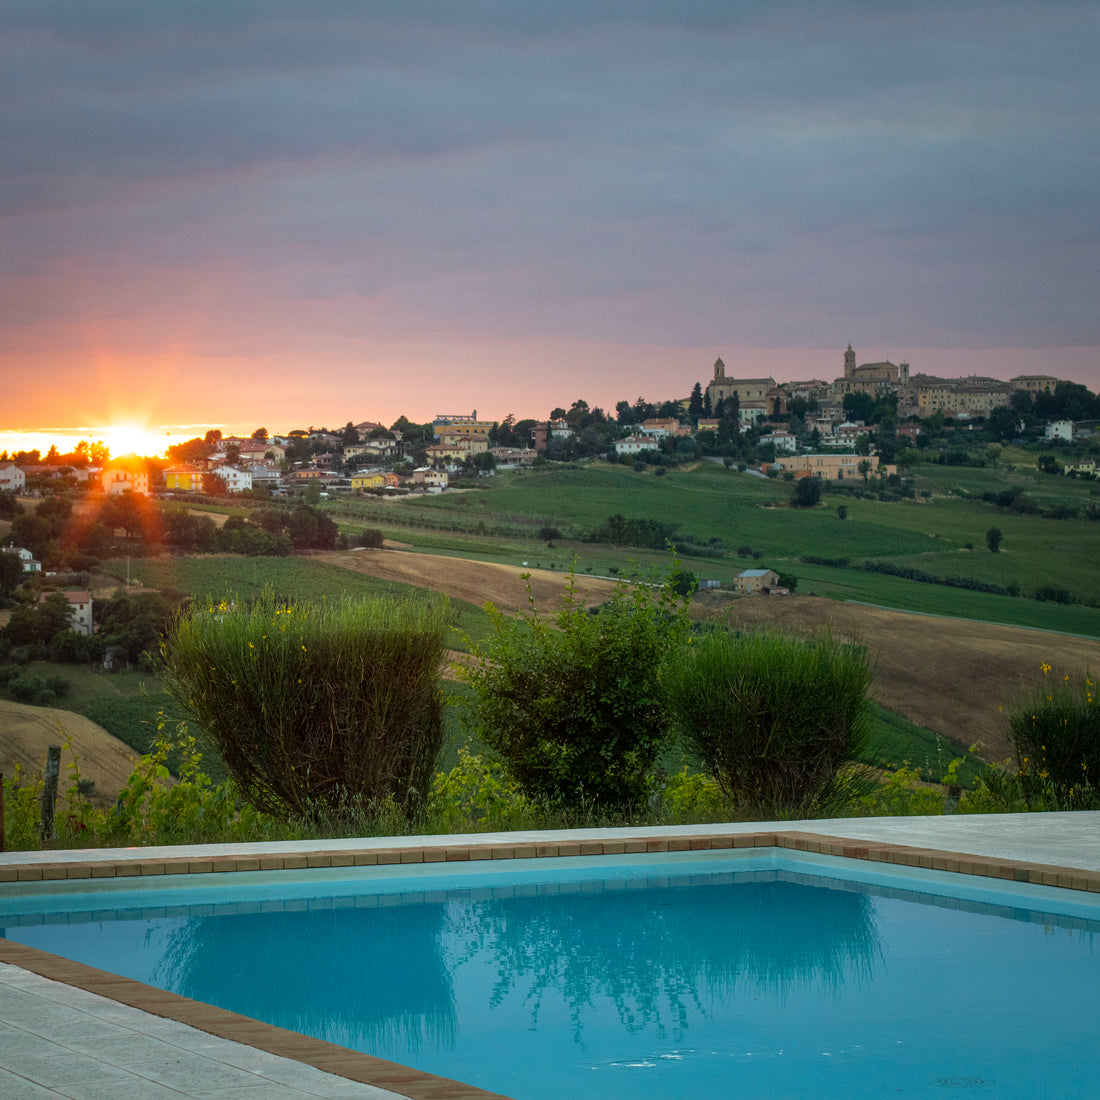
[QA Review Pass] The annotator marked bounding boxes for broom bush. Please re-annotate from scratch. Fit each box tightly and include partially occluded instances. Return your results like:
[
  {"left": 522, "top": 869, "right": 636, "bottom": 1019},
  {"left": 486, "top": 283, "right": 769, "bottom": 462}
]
[
  {"left": 161, "top": 592, "right": 449, "bottom": 821},
  {"left": 662, "top": 630, "right": 874, "bottom": 817},
  {"left": 1009, "top": 665, "right": 1099, "bottom": 809}
]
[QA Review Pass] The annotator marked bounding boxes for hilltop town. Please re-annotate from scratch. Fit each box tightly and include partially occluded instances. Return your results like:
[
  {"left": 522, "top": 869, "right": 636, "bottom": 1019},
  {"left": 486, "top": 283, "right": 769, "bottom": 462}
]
[{"left": 1, "top": 347, "right": 1096, "bottom": 508}]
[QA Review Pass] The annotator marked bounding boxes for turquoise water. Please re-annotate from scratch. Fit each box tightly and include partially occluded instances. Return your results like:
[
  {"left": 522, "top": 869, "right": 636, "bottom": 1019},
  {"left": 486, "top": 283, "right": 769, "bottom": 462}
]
[{"left": 2, "top": 852, "right": 1098, "bottom": 1099}]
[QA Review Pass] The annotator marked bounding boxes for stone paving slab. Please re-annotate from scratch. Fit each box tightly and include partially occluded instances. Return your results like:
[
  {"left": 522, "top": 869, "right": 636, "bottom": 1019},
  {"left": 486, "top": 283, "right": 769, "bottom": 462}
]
[{"left": 0, "top": 963, "right": 411, "bottom": 1099}]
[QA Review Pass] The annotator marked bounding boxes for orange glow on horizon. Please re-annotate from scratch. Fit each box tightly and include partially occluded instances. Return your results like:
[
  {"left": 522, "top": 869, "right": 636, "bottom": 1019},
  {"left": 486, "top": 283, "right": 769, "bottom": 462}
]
[{"left": 0, "top": 426, "right": 203, "bottom": 462}]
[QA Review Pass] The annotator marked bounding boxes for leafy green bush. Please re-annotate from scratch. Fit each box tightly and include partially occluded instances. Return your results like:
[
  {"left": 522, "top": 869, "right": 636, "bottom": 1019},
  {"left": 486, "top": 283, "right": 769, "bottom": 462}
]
[
  {"left": 662, "top": 630, "right": 874, "bottom": 817},
  {"left": 1008, "top": 666, "right": 1098, "bottom": 809},
  {"left": 458, "top": 567, "right": 690, "bottom": 808},
  {"left": 161, "top": 592, "right": 449, "bottom": 821},
  {"left": 7, "top": 673, "right": 69, "bottom": 704},
  {"left": 657, "top": 766, "right": 730, "bottom": 823},
  {"left": 428, "top": 747, "right": 537, "bottom": 832}
]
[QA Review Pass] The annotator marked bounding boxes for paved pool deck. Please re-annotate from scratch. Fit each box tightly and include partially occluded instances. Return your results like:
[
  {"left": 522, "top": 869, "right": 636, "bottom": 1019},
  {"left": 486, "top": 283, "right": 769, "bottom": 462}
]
[{"left": 1, "top": 811, "right": 1098, "bottom": 1098}]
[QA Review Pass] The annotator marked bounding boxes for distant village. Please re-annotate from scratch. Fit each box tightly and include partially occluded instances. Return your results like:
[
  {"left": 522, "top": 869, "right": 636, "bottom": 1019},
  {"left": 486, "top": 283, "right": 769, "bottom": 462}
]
[
  {"left": 1, "top": 347, "right": 1096, "bottom": 508},
  {"left": 1, "top": 346, "right": 1097, "bottom": 637}
]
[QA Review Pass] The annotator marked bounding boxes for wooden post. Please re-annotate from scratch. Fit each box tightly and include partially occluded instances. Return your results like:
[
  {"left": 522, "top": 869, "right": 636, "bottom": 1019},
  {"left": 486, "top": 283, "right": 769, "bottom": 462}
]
[{"left": 40, "top": 745, "right": 61, "bottom": 842}]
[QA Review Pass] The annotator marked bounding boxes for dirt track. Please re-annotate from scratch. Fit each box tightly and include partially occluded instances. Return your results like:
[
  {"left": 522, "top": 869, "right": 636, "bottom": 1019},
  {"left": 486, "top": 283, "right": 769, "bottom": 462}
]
[{"left": 322, "top": 549, "right": 1100, "bottom": 761}]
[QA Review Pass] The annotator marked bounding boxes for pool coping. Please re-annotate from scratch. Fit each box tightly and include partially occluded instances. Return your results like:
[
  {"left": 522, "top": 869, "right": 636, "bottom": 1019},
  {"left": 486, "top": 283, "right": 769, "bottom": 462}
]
[{"left": 2, "top": 827, "right": 1098, "bottom": 1099}]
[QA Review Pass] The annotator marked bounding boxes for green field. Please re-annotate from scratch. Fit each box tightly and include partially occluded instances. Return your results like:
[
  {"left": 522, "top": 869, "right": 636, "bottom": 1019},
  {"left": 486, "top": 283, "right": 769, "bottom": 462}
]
[
  {"left": 99, "top": 554, "right": 495, "bottom": 650},
  {"left": 321, "top": 462, "right": 1099, "bottom": 635}
]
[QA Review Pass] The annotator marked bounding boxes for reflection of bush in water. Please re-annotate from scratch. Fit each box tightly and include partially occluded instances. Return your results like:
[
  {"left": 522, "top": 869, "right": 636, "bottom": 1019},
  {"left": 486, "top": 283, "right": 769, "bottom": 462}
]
[
  {"left": 154, "top": 901, "right": 455, "bottom": 1052},
  {"left": 450, "top": 875, "right": 880, "bottom": 1039}
]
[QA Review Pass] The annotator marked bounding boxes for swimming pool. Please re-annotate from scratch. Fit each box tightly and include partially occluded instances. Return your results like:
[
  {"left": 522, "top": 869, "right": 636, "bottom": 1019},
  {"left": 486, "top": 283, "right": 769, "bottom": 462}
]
[{"left": 3, "top": 847, "right": 1098, "bottom": 1099}]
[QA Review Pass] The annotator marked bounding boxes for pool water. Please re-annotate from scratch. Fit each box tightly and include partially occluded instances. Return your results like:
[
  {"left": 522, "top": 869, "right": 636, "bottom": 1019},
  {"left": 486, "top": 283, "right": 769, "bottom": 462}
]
[{"left": 3, "top": 851, "right": 1098, "bottom": 1099}]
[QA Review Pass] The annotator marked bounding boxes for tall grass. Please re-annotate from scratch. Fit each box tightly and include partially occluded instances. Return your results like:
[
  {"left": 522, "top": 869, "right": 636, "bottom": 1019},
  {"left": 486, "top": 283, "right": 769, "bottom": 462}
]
[
  {"left": 662, "top": 630, "right": 874, "bottom": 817},
  {"left": 161, "top": 592, "right": 449, "bottom": 820}
]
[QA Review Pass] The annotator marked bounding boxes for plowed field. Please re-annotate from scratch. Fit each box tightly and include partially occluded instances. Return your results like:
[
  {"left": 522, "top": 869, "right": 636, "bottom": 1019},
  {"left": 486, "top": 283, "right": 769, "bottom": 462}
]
[{"left": 0, "top": 700, "right": 139, "bottom": 804}]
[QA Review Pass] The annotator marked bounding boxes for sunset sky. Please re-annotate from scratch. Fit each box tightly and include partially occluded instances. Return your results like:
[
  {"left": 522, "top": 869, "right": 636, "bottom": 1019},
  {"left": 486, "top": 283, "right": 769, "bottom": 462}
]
[{"left": 2, "top": 1, "right": 1098, "bottom": 450}]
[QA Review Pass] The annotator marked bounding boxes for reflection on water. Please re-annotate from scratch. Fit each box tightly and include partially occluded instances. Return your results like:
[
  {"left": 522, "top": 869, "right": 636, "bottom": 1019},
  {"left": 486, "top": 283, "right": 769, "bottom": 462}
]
[
  {"left": 154, "top": 902, "right": 456, "bottom": 1053},
  {"left": 1, "top": 868, "right": 885, "bottom": 1052},
  {"left": 449, "top": 875, "right": 881, "bottom": 1042}
]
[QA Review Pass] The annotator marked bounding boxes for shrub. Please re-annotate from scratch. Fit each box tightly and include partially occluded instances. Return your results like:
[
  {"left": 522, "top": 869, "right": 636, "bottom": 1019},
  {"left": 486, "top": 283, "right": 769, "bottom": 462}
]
[
  {"left": 7, "top": 673, "right": 69, "bottom": 704},
  {"left": 1034, "top": 585, "right": 1074, "bottom": 604},
  {"left": 427, "top": 747, "right": 536, "bottom": 833},
  {"left": 161, "top": 592, "right": 449, "bottom": 821},
  {"left": 355, "top": 528, "right": 385, "bottom": 549},
  {"left": 1008, "top": 666, "right": 1099, "bottom": 809},
  {"left": 661, "top": 630, "right": 874, "bottom": 817},
  {"left": 790, "top": 478, "right": 822, "bottom": 508},
  {"left": 457, "top": 566, "right": 690, "bottom": 808}
]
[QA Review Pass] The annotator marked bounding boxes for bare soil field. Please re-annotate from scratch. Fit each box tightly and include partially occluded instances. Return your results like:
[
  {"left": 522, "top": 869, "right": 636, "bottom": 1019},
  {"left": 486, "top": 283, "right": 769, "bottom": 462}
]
[
  {"left": 324, "top": 549, "right": 1100, "bottom": 762},
  {"left": 0, "top": 700, "right": 139, "bottom": 804},
  {"left": 323, "top": 549, "right": 622, "bottom": 614}
]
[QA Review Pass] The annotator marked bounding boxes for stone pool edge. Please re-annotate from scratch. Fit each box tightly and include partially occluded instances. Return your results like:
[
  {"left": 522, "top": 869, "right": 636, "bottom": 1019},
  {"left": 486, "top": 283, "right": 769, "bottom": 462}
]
[
  {"left": 1, "top": 828, "right": 1097, "bottom": 1100},
  {"left": 2, "top": 828, "right": 1097, "bottom": 891}
]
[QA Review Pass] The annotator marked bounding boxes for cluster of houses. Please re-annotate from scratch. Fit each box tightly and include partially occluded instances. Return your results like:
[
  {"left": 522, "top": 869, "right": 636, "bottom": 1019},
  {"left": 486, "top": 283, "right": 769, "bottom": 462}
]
[{"left": 1, "top": 347, "right": 1092, "bottom": 506}]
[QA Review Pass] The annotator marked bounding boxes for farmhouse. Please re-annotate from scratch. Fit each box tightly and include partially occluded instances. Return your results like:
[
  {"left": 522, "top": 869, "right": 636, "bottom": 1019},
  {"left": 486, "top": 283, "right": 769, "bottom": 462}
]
[
  {"left": 732, "top": 569, "right": 787, "bottom": 596},
  {"left": 614, "top": 434, "right": 658, "bottom": 456}
]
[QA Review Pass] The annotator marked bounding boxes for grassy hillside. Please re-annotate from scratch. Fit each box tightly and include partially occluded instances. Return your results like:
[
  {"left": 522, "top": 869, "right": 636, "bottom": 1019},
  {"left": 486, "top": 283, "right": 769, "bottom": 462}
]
[
  {"left": 324, "top": 462, "right": 1098, "bottom": 635},
  {"left": 99, "top": 554, "right": 496, "bottom": 650}
]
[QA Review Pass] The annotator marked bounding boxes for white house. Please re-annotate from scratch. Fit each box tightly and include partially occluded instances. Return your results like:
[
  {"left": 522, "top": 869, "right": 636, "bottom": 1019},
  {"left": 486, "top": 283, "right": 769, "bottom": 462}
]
[
  {"left": 214, "top": 465, "right": 253, "bottom": 493},
  {"left": 832, "top": 421, "right": 867, "bottom": 447},
  {"left": 759, "top": 431, "right": 798, "bottom": 453},
  {"left": 40, "top": 590, "right": 94, "bottom": 636},
  {"left": 0, "top": 462, "right": 26, "bottom": 493},
  {"left": 1045, "top": 420, "right": 1074, "bottom": 442},
  {"left": 614, "top": 434, "right": 658, "bottom": 456},
  {"left": 11, "top": 547, "right": 42, "bottom": 573}
]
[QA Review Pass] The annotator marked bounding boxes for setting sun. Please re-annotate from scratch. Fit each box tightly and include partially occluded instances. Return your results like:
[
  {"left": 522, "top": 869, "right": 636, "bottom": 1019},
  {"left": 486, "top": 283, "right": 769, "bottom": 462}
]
[{"left": 95, "top": 424, "right": 173, "bottom": 460}]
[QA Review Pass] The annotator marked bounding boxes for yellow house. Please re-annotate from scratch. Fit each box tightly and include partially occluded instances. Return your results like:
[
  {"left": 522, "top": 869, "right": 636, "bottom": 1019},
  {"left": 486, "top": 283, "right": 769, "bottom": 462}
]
[
  {"left": 164, "top": 464, "right": 203, "bottom": 492},
  {"left": 351, "top": 472, "right": 386, "bottom": 490}
]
